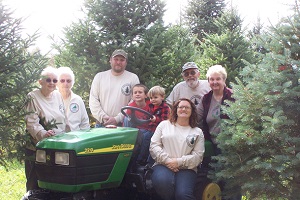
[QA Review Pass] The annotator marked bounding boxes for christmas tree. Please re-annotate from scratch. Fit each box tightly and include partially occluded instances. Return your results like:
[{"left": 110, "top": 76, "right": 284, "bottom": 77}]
[{"left": 212, "top": 2, "right": 300, "bottom": 199}]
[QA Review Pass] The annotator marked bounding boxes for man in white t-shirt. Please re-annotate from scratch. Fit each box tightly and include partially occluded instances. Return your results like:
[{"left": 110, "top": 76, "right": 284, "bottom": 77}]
[
  {"left": 166, "top": 62, "right": 211, "bottom": 107},
  {"left": 89, "top": 49, "right": 140, "bottom": 126}
]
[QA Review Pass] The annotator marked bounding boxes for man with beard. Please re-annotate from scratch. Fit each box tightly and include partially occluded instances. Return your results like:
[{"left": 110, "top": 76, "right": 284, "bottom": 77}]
[
  {"left": 89, "top": 49, "right": 140, "bottom": 127},
  {"left": 166, "top": 62, "right": 210, "bottom": 107}
]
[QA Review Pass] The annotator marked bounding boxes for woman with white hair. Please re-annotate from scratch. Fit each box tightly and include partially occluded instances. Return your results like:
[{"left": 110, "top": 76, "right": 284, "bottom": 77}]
[
  {"left": 25, "top": 66, "right": 66, "bottom": 191},
  {"left": 57, "top": 67, "right": 90, "bottom": 132},
  {"left": 196, "top": 65, "right": 241, "bottom": 200},
  {"left": 196, "top": 64, "right": 234, "bottom": 144}
]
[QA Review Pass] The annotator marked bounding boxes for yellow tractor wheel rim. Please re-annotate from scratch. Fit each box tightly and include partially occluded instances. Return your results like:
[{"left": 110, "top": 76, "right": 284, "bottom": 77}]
[{"left": 202, "top": 182, "right": 221, "bottom": 200}]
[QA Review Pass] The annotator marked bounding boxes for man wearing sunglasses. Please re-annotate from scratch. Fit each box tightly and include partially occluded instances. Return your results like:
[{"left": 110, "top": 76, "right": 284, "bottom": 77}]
[{"left": 166, "top": 62, "right": 211, "bottom": 107}]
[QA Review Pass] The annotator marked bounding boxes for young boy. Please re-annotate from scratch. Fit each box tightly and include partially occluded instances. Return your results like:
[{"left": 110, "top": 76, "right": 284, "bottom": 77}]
[
  {"left": 123, "top": 84, "right": 150, "bottom": 129},
  {"left": 123, "top": 84, "right": 152, "bottom": 166},
  {"left": 137, "top": 85, "right": 170, "bottom": 165},
  {"left": 147, "top": 86, "right": 170, "bottom": 132},
  {"left": 123, "top": 84, "right": 170, "bottom": 165}
]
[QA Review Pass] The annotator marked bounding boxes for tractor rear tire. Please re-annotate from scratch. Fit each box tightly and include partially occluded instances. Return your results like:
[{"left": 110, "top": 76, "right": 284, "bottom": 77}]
[{"left": 202, "top": 182, "right": 221, "bottom": 200}]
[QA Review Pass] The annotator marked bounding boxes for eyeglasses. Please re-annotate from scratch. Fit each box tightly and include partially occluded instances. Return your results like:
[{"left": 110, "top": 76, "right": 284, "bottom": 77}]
[
  {"left": 60, "top": 79, "right": 72, "bottom": 83},
  {"left": 177, "top": 106, "right": 191, "bottom": 110},
  {"left": 183, "top": 70, "right": 198, "bottom": 77},
  {"left": 45, "top": 78, "right": 58, "bottom": 83}
]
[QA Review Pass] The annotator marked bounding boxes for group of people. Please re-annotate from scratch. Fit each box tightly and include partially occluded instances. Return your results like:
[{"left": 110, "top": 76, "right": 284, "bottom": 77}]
[
  {"left": 25, "top": 66, "right": 90, "bottom": 191},
  {"left": 149, "top": 62, "right": 235, "bottom": 200},
  {"left": 25, "top": 48, "right": 238, "bottom": 200}
]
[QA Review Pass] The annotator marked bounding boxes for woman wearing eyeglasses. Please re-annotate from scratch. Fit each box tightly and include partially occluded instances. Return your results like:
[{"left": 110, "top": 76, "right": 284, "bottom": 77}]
[
  {"left": 150, "top": 98, "right": 205, "bottom": 200},
  {"left": 196, "top": 65, "right": 241, "bottom": 200},
  {"left": 25, "top": 66, "right": 66, "bottom": 191},
  {"left": 57, "top": 67, "right": 90, "bottom": 132}
]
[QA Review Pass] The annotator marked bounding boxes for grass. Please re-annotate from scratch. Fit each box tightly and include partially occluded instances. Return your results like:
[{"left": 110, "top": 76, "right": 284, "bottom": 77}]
[
  {"left": 0, "top": 160, "right": 26, "bottom": 199},
  {"left": 0, "top": 160, "right": 274, "bottom": 200}
]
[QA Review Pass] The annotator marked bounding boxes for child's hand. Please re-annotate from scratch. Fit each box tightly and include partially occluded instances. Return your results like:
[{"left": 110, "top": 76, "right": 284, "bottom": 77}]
[{"left": 150, "top": 115, "right": 156, "bottom": 122}]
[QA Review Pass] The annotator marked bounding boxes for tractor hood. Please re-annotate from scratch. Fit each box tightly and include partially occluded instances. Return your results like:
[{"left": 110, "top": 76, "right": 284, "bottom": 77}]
[{"left": 36, "top": 127, "right": 139, "bottom": 155}]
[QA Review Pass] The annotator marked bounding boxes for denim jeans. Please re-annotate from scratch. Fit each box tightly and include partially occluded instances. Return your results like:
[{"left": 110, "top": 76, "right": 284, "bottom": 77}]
[
  {"left": 152, "top": 164, "right": 197, "bottom": 200},
  {"left": 136, "top": 129, "right": 153, "bottom": 164},
  {"left": 95, "top": 123, "right": 103, "bottom": 128},
  {"left": 123, "top": 116, "right": 133, "bottom": 127},
  {"left": 123, "top": 117, "right": 153, "bottom": 164}
]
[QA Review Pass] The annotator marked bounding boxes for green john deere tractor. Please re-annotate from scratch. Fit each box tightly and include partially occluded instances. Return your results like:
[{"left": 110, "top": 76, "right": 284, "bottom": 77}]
[{"left": 23, "top": 107, "right": 221, "bottom": 200}]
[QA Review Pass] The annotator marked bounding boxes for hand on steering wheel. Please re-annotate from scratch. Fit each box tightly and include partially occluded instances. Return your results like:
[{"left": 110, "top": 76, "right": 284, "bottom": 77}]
[{"left": 121, "top": 106, "right": 153, "bottom": 126}]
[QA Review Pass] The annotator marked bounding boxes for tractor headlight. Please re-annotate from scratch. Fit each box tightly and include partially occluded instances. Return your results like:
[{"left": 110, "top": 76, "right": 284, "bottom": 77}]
[
  {"left": 36, "top": 150, "right": 46, "bottom": 163},
  {"left": 55, "top": 152, "right": 69, "bottom": 165}
]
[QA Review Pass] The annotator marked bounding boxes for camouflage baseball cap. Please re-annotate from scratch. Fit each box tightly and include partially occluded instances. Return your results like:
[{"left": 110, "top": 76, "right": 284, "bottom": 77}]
[{"left": 111, "top": 49, "right": 128, "bottom": 59}]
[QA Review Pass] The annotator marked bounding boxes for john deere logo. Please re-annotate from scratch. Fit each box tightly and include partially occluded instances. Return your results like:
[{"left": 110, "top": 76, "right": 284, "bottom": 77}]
[{"left": 46, "top": 155, "right": 50, "bottom": 161}]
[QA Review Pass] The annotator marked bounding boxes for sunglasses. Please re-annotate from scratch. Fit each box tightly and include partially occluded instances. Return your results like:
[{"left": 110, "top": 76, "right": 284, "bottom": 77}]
[
  {"left": 45, "top": 78, "right": 58, "bottom": 83},
  {"left": 60, "top": 79, "right": 72, "bottom": 83},
  {"left": 183, "top": 70, "right": 198, "bottom": 77}
]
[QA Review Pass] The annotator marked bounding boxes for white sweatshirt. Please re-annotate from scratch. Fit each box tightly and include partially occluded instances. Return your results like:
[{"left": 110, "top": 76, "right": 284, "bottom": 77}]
[
  {"left": 150, "top": 120, "right": 205, "bottom": 172},
  {"left": 89, "top": 70, "right": 139, "bottom": 124},
  {"left": 64, "top": 91, "right": 90, "bottom": 131},
  {"left": 25, "top": 89, "right": 66, "bottom": 147}
]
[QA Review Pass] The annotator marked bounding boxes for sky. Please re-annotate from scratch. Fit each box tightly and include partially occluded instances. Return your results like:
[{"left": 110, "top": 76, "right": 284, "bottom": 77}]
[
  {"left": 164, "top": 0, "right": 295, "bottom": 25},
  {"left": 2, "top": 0, "right": 296, "bottom": 54}
]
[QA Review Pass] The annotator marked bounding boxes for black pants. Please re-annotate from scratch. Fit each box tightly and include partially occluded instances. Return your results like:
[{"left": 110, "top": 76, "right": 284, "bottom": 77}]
[{"left": 25, "top": 148, "right": 39, "bottom": 191}]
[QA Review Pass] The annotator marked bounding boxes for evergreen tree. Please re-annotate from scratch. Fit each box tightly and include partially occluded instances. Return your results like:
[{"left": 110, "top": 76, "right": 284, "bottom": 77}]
[
  {"left": 53, "top": 18, "right": 103, "bottom": 99},
  {"left": 212, "top": 3, "right": 300, "bottom": 199},
  {"left": 247, "top": 17, "right": 268, "bottom": 55},
  {"left": 199, "top": 8, "right": 255, "bottom": 84},
  {"left": 134, "top": 25, "right": 201, "bottom": 95},
  {"left": 184, "top": 0, "right": 226, "bottom": 42},
  {"left": 54, "top": 0, "right": 166, "bottom": 101},
  {"left": 85, "top": 0, "right": 165, "bottom": 47},
  {"left": 54, "top": 0, "right": 201, "bottom": 103},
  {"left": 0, "top": 4, "right": 48, "bottom": 166}
]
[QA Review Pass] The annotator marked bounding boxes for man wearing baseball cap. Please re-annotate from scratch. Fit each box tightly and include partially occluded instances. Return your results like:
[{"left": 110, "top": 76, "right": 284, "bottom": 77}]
[
  {"left": 111, "top": 49, "right": 128, "bottom": 59},
  {"left": 166, "top": 62, "right": 210, "bottom": 107},
  {"left": 89, "top": 49, "right": 140, "bottom": 127}
]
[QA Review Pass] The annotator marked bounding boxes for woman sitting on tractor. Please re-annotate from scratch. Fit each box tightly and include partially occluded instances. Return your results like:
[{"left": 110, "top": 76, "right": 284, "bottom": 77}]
[{"left": 150, "top": 98, "right": 205, "bottom": 200}]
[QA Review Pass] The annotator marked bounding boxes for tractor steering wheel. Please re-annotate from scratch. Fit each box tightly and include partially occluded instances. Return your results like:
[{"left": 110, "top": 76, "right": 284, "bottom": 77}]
[{"left": 121, "top": 106, "right": 153, "bottom": 126}]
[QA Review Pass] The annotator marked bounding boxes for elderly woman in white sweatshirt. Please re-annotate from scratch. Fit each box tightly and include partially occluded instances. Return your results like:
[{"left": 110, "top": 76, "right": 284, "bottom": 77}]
[
  {"left": 25, "top": 66, "right": 66, "bottom": 191},
  {"left": 57, "top": 67, "right": 90, "bottom": 132}
]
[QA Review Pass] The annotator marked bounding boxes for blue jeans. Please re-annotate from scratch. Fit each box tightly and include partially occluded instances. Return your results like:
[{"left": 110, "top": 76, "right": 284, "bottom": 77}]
[
  {"left": 95, "top": 123, "right": 104, "bottom": 128},
  {"left": 123, "top": 116, "right": 134, "bottom": 127},
  {"left": 136, "top": 129, "right": 153, "bottom": 164},
  {"left": 123, "top": 117, "right": 153, "bottom": 164},
  {"left": 152, "top": 164, "right": 197, "bottom": 200}
]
